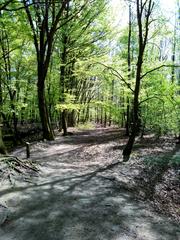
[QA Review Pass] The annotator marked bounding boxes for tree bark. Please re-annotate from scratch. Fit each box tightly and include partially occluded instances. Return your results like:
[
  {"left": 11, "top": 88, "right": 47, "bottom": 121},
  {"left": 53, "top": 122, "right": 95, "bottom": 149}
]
[
  {"left": 37, "top": 80, "right": 54, "bottom": 140},
  {"left": 0, "top": 124, "right": 7, "bottom": 154},
  {"left": 125, "top": 3, "right": 132, "bottom": 136},
  {"left": 0, "top": 71, "right": 7, "bottom": 154},
  {"left": 62, "top": 110, "right": 67, "bottom": 136},
  {"left": 59, "top": 33, "right": 68, "bottom": 134}
]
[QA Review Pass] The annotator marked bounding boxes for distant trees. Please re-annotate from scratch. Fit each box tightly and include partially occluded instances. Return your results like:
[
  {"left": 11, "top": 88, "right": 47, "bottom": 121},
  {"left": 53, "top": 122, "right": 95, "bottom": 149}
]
[
  {"left": 0, "top": 0, "right": 179, "bottom": 155},
  {"left": 55, "top": 0, "right": 110, "bottom": 134},
  {"left": 22, "top": 0, "right": 109, "bottom": 139}
]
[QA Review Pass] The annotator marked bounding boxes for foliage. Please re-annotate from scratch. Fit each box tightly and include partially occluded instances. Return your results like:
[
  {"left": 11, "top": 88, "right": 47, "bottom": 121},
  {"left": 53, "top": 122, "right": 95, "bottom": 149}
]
[
  {"left": 56, "top": 94, "right": 81, "bottom": 112},
  {"left": 0, "top": 0, "right": 179, "bottom": 143}
]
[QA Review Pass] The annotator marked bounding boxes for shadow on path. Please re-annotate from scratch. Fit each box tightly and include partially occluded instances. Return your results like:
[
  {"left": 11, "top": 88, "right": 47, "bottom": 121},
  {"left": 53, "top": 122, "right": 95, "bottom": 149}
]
[{"left": 0, "top": 128, "right": 179, "bottom": 240}]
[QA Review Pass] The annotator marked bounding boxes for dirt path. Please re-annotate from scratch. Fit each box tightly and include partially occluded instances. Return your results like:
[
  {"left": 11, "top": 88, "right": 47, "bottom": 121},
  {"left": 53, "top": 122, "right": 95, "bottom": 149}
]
[{"left": 0, "top": 128, "right": 179, "bottom": 240}]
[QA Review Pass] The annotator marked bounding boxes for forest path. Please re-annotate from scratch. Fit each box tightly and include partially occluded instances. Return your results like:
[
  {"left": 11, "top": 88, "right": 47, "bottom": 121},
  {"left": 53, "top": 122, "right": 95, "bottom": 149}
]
[{"left": 0, "top": 128, "right": 179, "bottom": 240}]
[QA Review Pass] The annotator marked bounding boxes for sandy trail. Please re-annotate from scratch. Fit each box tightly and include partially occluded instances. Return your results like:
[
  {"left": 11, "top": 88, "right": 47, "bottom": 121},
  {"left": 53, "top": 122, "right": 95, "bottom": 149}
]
[{"left": 0, "top": 128, "right": 179, "bottom": 240}]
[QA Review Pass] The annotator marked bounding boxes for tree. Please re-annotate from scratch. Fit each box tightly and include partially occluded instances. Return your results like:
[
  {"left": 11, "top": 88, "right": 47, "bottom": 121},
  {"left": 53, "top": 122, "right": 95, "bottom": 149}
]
[
  {"left": 22, "top": 0, "right": 83, "bottom": 140},
  {"left": 56, "top": 0, "right": 109, "bottom": 133},
  {"left": 126, "top": 2, "right": 132, "bottom": 136},
  {"left": 123, "top": 0, "right": 154, "bottom": 158},
  {"left": 0, "top": 64, "right": 6, "bottom": 153}
]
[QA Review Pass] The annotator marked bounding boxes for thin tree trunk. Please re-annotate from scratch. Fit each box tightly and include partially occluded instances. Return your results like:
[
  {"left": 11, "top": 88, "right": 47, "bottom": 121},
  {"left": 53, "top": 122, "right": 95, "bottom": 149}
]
[
  {"left": 123, "top": 0, "right": 154, "bottom": 158},
  {"left": 0, "top": 123, "right": 7, "bottom": 154},
  {"left": 126, "top": 99, "right": 130, "bottom": 135},
  {"left": 126, "top": 3, "right": 132, "bottom": 136},
  {"left": 62, "top": 110, "right": 67, "bottom": 136},
  {"left": 104, "top": 111, "right": 107, "bottom": 128},
  {"left": 0, "top": 70, "right": 7, "bottom": 154}
]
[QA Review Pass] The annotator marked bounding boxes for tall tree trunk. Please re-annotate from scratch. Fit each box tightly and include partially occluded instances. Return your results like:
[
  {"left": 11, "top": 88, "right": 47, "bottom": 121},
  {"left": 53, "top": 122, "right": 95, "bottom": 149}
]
[
  {"left": 126, "top": 99, "right": 130, "bottom": 135},
  {"left": 68, "top": 110, "right": 76, "bottom": 127},
  {"left": 37, "top": 81, "right": 54, "bottom": 140},
  {"left": 171, "top": 25, "right": 176, "bottom": 83},
  {"left": 59, "top": 3, "right": 69, "bottom": 135},
  {"left": 59, "top": 34, "right": 68, "bottom": 134},
  {"left": 62, "top": 110, "right": 67, "bottom": 136},
  {"left": 126, "top": 3, "right": 132, "bottom": 136},
  {"left": 104, "top": 111, "right": 107, "bottom": 128},
  {"left": 0, "top": 70, "right": 7, "bottom": 154},
  {"left": 37, "top": 56, "right": 54, "bottom": 140},
  {"left": 23, "top": 0, "right": 69, "bottom": 140},
  {"left": 123, "top": 0, "right": 154, "bottom": 158},
  {"left": 36, "top": 31, "right": 55, "bottom": 140},
  {"left": 0, "top": 123, "right": 7, "bottom": 154},
  {"left": 123, "top": 66, "right": 142, "bottom": 157},
  {"left": 109, "top": 79, "right": 114, "bottom": 126}
]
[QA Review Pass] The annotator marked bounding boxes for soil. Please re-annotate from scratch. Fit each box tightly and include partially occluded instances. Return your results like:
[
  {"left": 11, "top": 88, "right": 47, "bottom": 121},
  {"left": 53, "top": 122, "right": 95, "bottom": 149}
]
[{"left": 0, "top": 127, "right": 179, "bottom": 240}]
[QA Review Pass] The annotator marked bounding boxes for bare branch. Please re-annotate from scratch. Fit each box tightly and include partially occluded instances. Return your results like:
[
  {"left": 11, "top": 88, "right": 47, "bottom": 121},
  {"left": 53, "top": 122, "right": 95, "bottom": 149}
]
[
  {"left": 141, "top": 64, "right": 180, "bottom": 79},
  {"left": 139, "top": 95, "right": 164, "bottom": 105},
  {"left": 96, "top": 62, "right": 134, "bottom": 92}
]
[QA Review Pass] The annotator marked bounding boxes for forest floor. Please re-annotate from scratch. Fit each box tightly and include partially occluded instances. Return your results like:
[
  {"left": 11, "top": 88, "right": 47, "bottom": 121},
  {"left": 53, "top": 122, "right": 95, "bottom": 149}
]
[{"left": 0, "top": 127, "right": 179, "bottom": 240}]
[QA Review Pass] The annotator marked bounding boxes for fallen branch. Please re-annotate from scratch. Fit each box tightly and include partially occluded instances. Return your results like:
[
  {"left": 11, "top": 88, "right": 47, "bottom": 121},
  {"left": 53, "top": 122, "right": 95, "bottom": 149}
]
[{"left": 0, "top": 155, "right": 39, "bottom": 184}]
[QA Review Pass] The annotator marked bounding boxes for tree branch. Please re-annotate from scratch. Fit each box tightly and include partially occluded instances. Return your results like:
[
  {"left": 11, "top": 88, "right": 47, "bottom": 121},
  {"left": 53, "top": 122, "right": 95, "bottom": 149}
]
[
  {"left": 139, "top": 95, "right": 164, "bottom": 105},
  {"left": 96, "top": 62, "right": 134, "bottom": 92},
  {"left": 141, "top": 64, "right": 180, "bottom": 79},
  {"left": 23, "top": 0, "right": 39, "bottom": 56}
]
